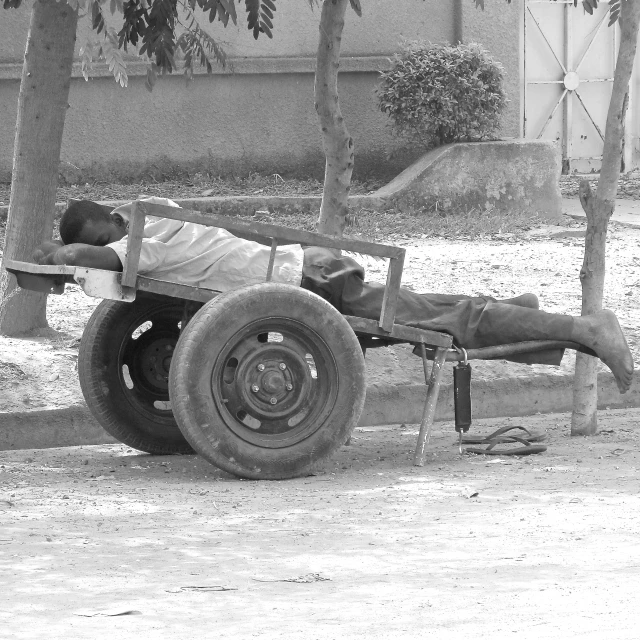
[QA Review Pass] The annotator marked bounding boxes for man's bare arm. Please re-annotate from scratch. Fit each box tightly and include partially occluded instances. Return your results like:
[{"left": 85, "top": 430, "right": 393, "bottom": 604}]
[{"left": 34, "top": 243, "right": 123, "bottom": 271}]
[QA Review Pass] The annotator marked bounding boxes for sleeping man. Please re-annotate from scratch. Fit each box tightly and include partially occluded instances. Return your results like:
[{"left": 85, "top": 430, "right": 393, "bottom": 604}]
[{"left": 34, "top": 197, "right": 635, "bottom": 394}]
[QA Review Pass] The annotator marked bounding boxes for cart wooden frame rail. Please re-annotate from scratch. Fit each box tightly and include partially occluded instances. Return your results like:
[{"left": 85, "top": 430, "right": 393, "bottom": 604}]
[{"left": 4, "top": 200, "right": 595, "bottom": 468}]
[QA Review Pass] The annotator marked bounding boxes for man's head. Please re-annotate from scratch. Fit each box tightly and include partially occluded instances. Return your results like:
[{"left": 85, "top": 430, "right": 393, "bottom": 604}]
[{"left": 59, "top": 200, "right": 128, "bottom": 246}]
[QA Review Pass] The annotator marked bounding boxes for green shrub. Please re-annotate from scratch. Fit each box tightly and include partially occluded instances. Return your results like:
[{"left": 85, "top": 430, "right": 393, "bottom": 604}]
[{"left": 377, "top": 42, "right": 507, "bottom": 149}]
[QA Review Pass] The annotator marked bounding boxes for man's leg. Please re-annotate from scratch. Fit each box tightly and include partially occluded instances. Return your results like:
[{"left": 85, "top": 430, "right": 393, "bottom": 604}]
[
  {"left": 460, "top": 302, "right": 634, "bottom": 390},
  {"left": 300, "top": 247, "right": 634, "bottom": 393},
  {"left": 300, "top": 247, "right": 536, "bottom": 346},
  {"left": 570, "top": 310, "right": 634, "bottom": 393}
]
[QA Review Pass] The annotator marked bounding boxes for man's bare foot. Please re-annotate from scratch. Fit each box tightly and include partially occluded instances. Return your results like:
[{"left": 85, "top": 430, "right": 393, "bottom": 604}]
[
  {"left": 572, "top": 310, "right": 635, "bottom": 393},
  {"left": 498, "top": 293, "right": 539, "bottom": 309}
]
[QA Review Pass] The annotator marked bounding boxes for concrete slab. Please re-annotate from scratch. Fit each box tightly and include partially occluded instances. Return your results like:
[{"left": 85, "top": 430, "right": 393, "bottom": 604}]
[
  {"left": 563, "top": 197, "right": 640, "bottom": 228},
  {"left": 374, "top": 140, "right": 563, "bottom": 222}
]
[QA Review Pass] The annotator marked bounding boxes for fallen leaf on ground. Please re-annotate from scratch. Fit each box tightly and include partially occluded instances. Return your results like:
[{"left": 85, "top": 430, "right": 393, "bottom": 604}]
[
  {"left": 74, "top": 608, "right": 142, "bottom": 617},
  {"left": 253, "top": 573, "right": 331, "bottom": 584},
  {"left": 165, "top": 586, "right": 237, "bottom": 593}
]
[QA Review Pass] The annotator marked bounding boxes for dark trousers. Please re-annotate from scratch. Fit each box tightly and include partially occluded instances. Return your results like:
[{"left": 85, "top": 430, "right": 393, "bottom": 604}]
[{"left": 300, "top": 247, "right": 574, "bottom": 350}]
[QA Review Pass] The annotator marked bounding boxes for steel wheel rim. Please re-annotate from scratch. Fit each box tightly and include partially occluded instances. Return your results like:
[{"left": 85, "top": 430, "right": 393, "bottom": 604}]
[
  {"left": 119, "top": 307, "right": 182, "bottom": 421},
  {"left": 210, "top": 318, "right": 339, "bottom": 448}
]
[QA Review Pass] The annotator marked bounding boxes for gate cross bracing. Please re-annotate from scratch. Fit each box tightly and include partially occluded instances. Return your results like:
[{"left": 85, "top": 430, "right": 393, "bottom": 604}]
[{"left": 524, "top": 0, "right": 620, "bottom": 173}]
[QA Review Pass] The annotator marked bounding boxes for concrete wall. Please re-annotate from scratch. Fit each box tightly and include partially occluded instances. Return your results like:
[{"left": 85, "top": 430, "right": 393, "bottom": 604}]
[
  {"left": 0, "top": 0, "right": 522, "bottom": 181},
  {"left": 460, "top": 0, "right": 523, "bottom": 142}
]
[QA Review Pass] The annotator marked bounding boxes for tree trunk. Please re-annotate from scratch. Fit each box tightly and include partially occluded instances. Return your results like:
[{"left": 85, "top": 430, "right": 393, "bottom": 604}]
[
  {"left": 571, "top": 0, "right": 640, "bottom": 435},
  {"left": 0, "top": 0, "right": 78, "bottom": 336},
  {"left": 315, "top": 0, "right": 353, "bottom": 237}
]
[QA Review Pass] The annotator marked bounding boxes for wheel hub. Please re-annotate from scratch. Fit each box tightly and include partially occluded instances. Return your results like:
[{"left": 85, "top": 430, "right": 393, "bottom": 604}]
[
  {"left": 234, "top": 348, "right": 308, "bottom": 420},
  {"left": 252, "top": 363, "right": 289, "bottom": 395},
  {"left": 139, "top": 338, "right": 175, "bottom": 391}
]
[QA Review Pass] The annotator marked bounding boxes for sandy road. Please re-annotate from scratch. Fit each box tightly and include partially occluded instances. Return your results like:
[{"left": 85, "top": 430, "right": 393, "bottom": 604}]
[{"left": 2, "top": 409, "right": 640, "bottom": 639}]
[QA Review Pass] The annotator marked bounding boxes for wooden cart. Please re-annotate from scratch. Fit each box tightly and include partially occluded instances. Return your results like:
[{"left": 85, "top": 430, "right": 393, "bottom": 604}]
[{"left": 4, "top": 201, "right": 593, "bottom": 478}]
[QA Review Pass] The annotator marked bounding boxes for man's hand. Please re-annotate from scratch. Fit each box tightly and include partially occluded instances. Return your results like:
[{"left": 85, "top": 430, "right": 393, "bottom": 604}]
[
  {"left": 32, "top": 240, "right": 122, "bottom": 271},
  {"left": 32, "top": 240, "right": 64, "bottom": 265}
]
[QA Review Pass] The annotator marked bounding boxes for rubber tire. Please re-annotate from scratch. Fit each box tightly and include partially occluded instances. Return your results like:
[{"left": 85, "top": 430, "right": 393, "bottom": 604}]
[
  {"left": 169, "top": 283, "right": 366, "bottom": 479},
  {"left": 79, "top": 294, "right": 194, "bottom": 455}
]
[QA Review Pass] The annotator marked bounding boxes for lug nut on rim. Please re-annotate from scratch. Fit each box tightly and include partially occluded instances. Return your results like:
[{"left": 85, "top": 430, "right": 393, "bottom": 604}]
[
  {"left": 286, "top": 383, "right": 293, "bottom": 391},
  {"left": 279, "top": 362, "right": 287, "bottom": 370},
  {"left": 257, "top": 364, "right": 265, "bottom": 371},
  {"left": 270, "top": 397, "right": 277, "bottom": 405},
  {"left": 251, "top": 385, "right": 260, "bottom": 393}
]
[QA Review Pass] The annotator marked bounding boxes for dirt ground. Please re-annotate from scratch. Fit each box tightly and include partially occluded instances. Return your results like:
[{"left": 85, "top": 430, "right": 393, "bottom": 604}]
[
  {"left": 2, "top": 408, "right": 640, "bottom": 639},
  {"left": 0, "top": 215, "right": 639, "bottom": 639}
]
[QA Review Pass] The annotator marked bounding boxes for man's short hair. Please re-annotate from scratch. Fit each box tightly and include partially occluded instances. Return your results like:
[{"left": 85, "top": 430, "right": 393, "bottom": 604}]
[{"left": 59, "top": 200, "right": 113, "bottom": 244}]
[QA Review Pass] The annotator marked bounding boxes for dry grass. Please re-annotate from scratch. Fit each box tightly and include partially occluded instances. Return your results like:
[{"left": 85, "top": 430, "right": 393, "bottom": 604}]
[
  {"left": 0, "top": 172, "right": 383, "bottom": 206},
  {"left": 0, "top": 172, "right": 554, "bottom": 248}
]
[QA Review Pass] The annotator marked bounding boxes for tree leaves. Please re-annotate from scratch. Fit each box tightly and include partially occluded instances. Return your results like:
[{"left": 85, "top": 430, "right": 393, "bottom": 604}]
[
  {"left": 79, "top": 27, "right": 129, "bottom": 87},
  {"left": 110, "top": 0, "right": 124, "bottom": 14},
  {"left": 572, "top": 0, "right": 621, "bottom": 26},
  {"left": 103, "top": 28, "right": 128, "bottom": 87},
  {"left": 78, "top": 38, "right": 96, "bottom": 81},
  {"left": 176, "top": 7, "right": 227, "bottom": 83},
  {"left": 117, "top": 0, "right": 147, "bottom": 50},
  {"left": 349, "top": 0, "right": 362, "bottom": 17},
  {"left": 244, "top": 0, "right": 276, "bottom": 39},
  {"left": 139, "top": 0, "right": 178, "bottom": 73},
  {"left": 92, "top": 1, "right": 106, "bottom": 33},
  {"left": 608, "top": 0, "right": 621, "bottom": 26},
  {"left": 145, "top": 62, "right": 159, "bottom": 91}
]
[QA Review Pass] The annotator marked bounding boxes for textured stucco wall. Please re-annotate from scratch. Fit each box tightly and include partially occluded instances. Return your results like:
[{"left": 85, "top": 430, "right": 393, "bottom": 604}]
[
  {"left": 201, "top": 0, "right": 456, "bottom": 57},
  {"left": 0, "top": 0, "right": 523, "bottom": 181},
  {"left": 461, "top": 0, "right": 522, "bottom": 139},
  {"left": 0, "top": 8, "right": 29, "bottom": 62},
  {"left": 57, "top": 70, "right": 422, "bottom": 180}
]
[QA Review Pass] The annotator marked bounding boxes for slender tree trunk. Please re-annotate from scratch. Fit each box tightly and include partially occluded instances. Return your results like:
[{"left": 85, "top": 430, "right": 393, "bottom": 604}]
[
  {"left": 571, "top": 0, "right": 640, "bottom": 435},
  {"left": 0, "top": 0, "right": 78, "bottom": 336},
  {"left": 315, "top": 0, "right": 354, "bottom": 237}
]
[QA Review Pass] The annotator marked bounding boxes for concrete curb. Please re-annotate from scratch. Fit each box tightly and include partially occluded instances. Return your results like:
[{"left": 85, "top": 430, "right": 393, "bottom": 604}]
[
  {"left": 0, "top": 405, "right": 117, "bottom": 451},
  {"left": 1, "top": 372, "right": 637, "bottom": 451},
  {"left": 360, "top": 371, "right": 639, "bottom": 427}
]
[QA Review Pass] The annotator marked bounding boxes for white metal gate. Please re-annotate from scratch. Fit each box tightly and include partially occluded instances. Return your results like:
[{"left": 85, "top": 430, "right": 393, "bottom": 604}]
[{"left": 523, "top": 0, "right": 619, "bottom": 173}]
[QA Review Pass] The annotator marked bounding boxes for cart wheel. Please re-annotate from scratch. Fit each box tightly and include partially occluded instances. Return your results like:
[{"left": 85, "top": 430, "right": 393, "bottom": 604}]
[
  {"left": 79, "top": 294, "right": 194, "bottom": 455},
  {"left": 169, "top": 283, "right": 366, "bottom": 479}
]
